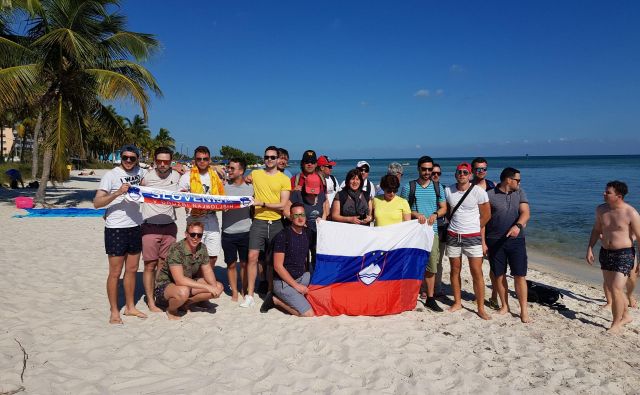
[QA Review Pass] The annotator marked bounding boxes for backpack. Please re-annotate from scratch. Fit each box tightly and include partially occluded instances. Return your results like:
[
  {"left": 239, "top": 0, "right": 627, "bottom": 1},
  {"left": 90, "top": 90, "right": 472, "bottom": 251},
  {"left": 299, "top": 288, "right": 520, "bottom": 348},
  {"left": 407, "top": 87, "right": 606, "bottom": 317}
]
[
  {"left": 326, "top": 174, "right": 338, "bottom": 192},
  {"left": 527, "top": 280, "right": 565, "bottom": 307}
]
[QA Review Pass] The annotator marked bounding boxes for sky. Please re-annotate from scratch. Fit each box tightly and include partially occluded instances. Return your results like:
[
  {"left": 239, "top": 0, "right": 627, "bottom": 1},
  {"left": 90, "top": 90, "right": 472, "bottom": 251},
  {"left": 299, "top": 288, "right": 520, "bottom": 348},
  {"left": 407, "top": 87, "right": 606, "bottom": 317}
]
[{"left": 116, "top": 0, "right": 640, "bottom": 159}]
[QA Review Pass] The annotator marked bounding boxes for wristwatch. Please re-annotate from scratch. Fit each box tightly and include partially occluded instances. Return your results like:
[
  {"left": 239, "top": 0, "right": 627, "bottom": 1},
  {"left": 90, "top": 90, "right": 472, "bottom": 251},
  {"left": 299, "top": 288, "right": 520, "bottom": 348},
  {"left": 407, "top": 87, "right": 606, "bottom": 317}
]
[{"left": 515, "top": 223, "right": 523, "bottom": 230}]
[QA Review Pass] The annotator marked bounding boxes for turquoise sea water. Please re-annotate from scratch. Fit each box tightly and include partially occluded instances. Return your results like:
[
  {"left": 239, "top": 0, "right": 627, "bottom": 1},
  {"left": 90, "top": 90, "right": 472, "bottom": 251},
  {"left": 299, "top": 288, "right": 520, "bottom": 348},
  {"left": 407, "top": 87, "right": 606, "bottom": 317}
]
[{"left": 294, "top": 155, "right": 640, "bottom": 265}]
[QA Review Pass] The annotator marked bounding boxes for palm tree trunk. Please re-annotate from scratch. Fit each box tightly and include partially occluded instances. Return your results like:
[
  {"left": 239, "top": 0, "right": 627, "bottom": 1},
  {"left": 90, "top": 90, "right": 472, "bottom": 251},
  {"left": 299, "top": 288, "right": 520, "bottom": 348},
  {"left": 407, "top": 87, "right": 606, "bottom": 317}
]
[
  {"left": 31, "top": 112, "right": 43, "bottom": 179},
  {"left": 34, "top": 145, "right": 53, "bottom": 205}
]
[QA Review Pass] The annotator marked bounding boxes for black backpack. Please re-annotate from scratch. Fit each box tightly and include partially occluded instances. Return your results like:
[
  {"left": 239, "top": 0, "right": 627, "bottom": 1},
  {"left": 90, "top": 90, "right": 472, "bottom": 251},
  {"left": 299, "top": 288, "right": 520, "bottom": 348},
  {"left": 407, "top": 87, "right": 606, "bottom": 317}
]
[{"left": 527, "top": 280, "right": 564, "bottom": 307}]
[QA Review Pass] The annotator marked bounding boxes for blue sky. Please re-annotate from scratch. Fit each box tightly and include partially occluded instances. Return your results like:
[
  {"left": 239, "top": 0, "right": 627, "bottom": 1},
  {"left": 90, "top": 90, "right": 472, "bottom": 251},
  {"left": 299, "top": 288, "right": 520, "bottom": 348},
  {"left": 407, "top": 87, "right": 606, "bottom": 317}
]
[{"left": 117, "top": 0, "right": 640, "bottom": 159}]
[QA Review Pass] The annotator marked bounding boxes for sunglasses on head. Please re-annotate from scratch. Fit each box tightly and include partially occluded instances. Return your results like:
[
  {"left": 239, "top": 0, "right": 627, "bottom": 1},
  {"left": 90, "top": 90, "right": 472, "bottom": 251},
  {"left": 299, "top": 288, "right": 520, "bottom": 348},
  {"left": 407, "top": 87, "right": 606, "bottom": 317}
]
[
  {"left": 195, "top": 157, "right": 210, "bottom": 162},
  {"left": 474, "top": 167, "right": 487, "bottom": 173},
  {"left": 420, "top": 166, "right": 433, "bottom": 172},
  {"left": 188, "top": 232, "right": 204, "bottom": 239},
  {"left": 122, "top": 155, "right": 138, "bottom": 162},
  {"left": 456, "top": 170, "right": 470, "bottom": 175},
  {"left": 264, "top": 155, "right": 278, "bottom": 161},
  {"left": 292, "top": 213, "right": 306, "bottom": 218}
]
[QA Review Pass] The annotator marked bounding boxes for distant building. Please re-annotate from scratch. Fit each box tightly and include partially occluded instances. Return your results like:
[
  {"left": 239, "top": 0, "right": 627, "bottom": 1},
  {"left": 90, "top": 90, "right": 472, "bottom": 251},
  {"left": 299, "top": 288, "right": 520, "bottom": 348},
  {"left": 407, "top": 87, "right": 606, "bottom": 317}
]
[{"left": 1, "top": 127, "right": 15, "bottom": 159}]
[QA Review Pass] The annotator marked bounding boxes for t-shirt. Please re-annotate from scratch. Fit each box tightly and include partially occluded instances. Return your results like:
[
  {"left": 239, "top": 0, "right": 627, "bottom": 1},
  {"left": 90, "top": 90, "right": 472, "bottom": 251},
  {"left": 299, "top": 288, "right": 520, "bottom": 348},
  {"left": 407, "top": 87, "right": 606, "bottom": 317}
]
[
  {"left": 324, "top": 174, "right": 341, "bottom": 208},
  {"left": 373, "top": 195, "right": 411, "bottom": 227},
  {"left": 222, "top": 182, "right": 254, "bottom": 234},
  {"left": 98, "top": 166, "right": 146, "bottom": 228},
  {"left": 445, "top": 185, "right": 489, "bottom": 234},
  {"left": 399, "top": 180, "right": 445, "bottom": 233},
  {"left": 155, "top": 240, "right": 209, "bottom": 287},
  {"left": 141, "top": 169, "right": 181, "bottom": 224},
  {"left": 289, "top": 190, "right": 326, "bottom": 232},
  {"left": 272, "top": 227, "right": 315, "bottom": 280},
  {"left": 486, "top": 186, "right": 529, "bottom": 239},
  {"left": 251, "top": 169, "right": 291, "bottom": 221}
]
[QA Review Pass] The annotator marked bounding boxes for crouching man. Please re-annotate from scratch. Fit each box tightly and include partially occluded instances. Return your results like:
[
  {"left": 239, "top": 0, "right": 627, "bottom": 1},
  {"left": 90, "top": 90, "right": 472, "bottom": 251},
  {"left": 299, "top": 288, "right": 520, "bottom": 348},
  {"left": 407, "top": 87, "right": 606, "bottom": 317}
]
[
  {"left": 261, "top": 203, "right": 316, "bottom": 316},
  {"left": 154, "top": 221, "right": 224, "bottom": 320}
]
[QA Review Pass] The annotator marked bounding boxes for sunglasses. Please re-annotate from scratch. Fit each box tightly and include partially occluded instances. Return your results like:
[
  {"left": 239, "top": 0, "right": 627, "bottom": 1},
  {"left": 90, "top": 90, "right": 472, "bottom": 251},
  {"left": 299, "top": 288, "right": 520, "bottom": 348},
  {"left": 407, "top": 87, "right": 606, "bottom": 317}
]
[
  {"left": 420, "top": 166, "right": 433, "bottom": 172},
  {"left": 358, "top": 167, "right": 369, "bottom": 173},
  {"left": 188, "top": 232, "right": 204, "bottom": 239},
  {"left": 384, "top": 189, "right": 398, "bottom": 194},
  {"left": 431, "top": 172, "right": 441, "bottom": 176},
  {"left": 227, "top": 166, "right": 237, "bottom": 171},
  {"left": 195, "top": 157, "right": 210, "bottom": 162},
  {"left": 510, "top": 178, "right": 521, "bottom": 184},
  {"left": 155, "top": 159, "right": 171, "bottom": 165},
  {"left": 122, "top": 155, "right": 138, "bottom": 162},
  {"left": 322, "top": 165, "right": 333, "bottom": 169},
  {"left": 456, "top": 170, "right": 470, "bottom": 175},
  {"left": 474, "top": 167, "right": 487, "bottom": 173},
  {"left": 292, "top": 213, "right": 306, "bottom": 218},
  {"left": 264, "top": 155, "right": 278, "bottom": 161}
]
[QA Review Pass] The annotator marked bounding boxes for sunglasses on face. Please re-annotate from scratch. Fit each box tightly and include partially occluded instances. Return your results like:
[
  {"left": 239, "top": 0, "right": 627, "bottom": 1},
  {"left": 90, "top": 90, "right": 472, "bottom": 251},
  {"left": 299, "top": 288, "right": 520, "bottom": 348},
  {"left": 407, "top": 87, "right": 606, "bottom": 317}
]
[
  {"left": 420, "top": 166, "right": 433, "bottom": 172},
  {"left": 358, "top": 167, "right": 369, "bottom": 173},
  {"left": 431, "top": 172, "right": 441, "bottom": 176},
  {"left": 292, "top": 213, "right": 306, "bottom": 218},
  {"left": 322, "top": 165, "right": 333, "bottom": 169},
  {"left": 474, "top": 167, "right": 487, "bottom": 173},
  {"left": 510, "top": 178, "right": 521, "bottom": 184},
  {"left": 155, "top": 159, "right": 171, "bottom": 165},
  {"left": 195, "top": 157, "right": 210, "bottom": 162},
  {"left": 384, "top": 189, "right": 398, "bottom": 194},
  {"left": 122, "top": 155, "right": 138, "bottom": 162},
  {"left": 456, "top": 170, "right": 470, "bottom": 176},
  {"left": 264, "top": 155, "right": 278, "bottom": 161},
  {"left": 188, "top": 232, "right": 204, "bottom": 239},
  {"left": 227, "top": 166, "right": 237, "bottom": 171}
]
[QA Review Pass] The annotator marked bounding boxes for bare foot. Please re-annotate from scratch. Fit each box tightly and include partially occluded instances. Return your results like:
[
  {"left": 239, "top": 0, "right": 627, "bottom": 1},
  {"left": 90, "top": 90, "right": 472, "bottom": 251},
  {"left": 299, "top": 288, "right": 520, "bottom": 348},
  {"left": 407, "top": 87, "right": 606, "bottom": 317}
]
[
  {"left": 520, "top": 312, "right": 531, "bottom": 323},
  {"left": 599, "top": 303, "right": 611, "bottom": 310},
  {"left": 123, "top": 308, "right": 148, "bottom": 319},
  {"left": 231, "top": 293, "right": 239, "bottom": 302},
  {"left": 447, "top": 304, "right": 462, "bottom": 313},
  {"left": 629, "top": 297, "right": 638, "bottom": 309},
  {"left": 606, "top": 324, "right": 623, "bottom": 335},
  {"left": 477, "top": 310, "right": 492, "bottom": 320},
  {"left": 109, "top": 312, "right": 123, "bottom": 324},
  {"left": 497, "top": 306, "right": 510, "bottom": 315},
  {"left": 621, "top": 315, "right": 634, "bottom": 326},
  {"left": 147, "top": 304, "right": 163, "bottom": 313},
  {"left": 166, "top": 311, "right": 181, "bottom": 320}
]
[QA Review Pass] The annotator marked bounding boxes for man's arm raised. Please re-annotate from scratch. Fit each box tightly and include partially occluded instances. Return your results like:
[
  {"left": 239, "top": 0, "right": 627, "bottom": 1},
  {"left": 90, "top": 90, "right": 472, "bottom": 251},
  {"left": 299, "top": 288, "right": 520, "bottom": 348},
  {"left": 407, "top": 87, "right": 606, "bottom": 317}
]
[{"left": 93, "top": 184, "right": 129, "bottom": 209}]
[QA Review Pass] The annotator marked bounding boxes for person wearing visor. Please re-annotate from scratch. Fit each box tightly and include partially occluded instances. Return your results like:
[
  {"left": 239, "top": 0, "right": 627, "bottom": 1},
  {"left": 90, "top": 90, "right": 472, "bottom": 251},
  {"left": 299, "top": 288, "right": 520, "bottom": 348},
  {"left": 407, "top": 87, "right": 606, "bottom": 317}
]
[{"left": 94, "top": 144, "right": 148, "bottom": 324}]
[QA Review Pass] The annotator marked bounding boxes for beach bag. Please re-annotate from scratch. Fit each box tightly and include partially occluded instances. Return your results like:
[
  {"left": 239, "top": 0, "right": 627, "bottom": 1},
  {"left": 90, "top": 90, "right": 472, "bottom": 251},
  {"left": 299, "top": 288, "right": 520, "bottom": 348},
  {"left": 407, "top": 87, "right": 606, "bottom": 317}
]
[{"left": 527, "top": 280, "right": 563, "bottom": 306}]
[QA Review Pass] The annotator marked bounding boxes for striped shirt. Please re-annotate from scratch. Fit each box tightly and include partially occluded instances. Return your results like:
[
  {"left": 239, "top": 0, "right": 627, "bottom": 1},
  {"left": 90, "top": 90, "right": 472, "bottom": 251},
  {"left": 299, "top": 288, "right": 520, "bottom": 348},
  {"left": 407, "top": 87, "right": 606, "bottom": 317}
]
[{"left": 400, "top": 181, "right": 445, "bottom": 232}]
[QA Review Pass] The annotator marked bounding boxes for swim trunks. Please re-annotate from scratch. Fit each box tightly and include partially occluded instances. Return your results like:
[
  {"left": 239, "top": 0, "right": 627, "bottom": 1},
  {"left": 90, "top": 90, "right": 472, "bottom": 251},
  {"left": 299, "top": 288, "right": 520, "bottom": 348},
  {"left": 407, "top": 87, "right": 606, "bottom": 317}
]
[{"left": 599, "top": 247, "right": 636, "bottom": 276}]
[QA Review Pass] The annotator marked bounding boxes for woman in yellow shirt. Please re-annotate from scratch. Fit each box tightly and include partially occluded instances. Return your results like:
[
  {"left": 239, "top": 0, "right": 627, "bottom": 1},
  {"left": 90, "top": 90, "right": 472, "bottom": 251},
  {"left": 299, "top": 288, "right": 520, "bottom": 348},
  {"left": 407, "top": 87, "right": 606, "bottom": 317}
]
[{"left": 373, "top": 174, "right": 412, "bottom": 227}]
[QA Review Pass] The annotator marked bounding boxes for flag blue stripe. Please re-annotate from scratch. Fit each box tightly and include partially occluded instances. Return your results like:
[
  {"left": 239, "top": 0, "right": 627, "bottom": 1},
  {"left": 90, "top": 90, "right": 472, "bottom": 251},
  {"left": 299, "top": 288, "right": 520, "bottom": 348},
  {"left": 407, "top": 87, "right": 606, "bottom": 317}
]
[{"left": 311, "top": 248, "right": 429, "bottom": 286}]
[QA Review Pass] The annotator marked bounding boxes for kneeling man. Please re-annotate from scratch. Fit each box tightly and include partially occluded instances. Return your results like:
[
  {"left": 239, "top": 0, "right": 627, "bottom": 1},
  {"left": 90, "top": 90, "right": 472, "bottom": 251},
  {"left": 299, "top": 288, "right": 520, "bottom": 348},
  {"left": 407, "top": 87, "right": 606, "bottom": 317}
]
[
  {"left": 262, "top": 203, "right": 316, "bottom": 317},
  {"left": 155, "top": 222, "right": 224, "bottom": 320}
]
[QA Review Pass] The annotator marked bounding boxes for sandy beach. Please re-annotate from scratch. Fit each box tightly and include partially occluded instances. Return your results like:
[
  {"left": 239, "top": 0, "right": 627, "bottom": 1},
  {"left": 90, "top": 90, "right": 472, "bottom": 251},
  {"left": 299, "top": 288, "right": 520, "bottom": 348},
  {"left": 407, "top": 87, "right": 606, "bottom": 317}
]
[{"left": 1, "top": 170, "right": 639, "bottom": 394}]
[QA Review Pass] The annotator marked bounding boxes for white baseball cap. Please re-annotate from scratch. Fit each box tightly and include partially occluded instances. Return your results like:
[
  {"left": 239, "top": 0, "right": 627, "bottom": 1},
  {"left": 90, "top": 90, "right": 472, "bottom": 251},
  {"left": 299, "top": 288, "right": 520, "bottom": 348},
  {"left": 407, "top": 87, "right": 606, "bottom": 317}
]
[{"left": 356, "top": 160, "right": 370, "bottom": 169}]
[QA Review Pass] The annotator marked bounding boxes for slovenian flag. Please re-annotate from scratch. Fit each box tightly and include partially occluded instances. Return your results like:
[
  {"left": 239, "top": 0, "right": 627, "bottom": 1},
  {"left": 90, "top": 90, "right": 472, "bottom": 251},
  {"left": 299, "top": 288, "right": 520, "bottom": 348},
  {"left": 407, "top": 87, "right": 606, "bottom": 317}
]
[{"left": 307, "top": 220, "right": 433, "bottom": 316}]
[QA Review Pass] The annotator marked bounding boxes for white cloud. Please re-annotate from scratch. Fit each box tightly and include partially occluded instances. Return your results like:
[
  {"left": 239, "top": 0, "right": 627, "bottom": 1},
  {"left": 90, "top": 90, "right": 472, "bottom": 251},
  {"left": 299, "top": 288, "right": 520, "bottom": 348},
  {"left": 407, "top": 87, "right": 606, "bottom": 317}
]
[
  {"left": 414, "top": 89, "right": 429, "bottom": 97},
  {"left": 360, "top": 100, "right": 369, "bottom": 107},
  {"left": 415, "top": 144, "right": 421, "bottom": 149},
  {"left": 435, "top": 89, "right": 444, "bottom": 96},
  {"left": 450, "top": 64, "right": 465, "bottom": 73}
]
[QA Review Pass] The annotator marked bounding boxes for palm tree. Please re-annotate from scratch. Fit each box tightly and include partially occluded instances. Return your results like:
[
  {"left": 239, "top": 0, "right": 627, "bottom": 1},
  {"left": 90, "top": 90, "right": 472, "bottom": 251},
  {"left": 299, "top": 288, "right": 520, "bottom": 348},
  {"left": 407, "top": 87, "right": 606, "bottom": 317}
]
[
  {"left": 153, "top": 127, "right": 175, "bottom": 152},
  {"left": 124, "top": 114, "right": 152, "bottom": 160},
  {"left": 0, "top": 0, "right": 162, "bottom": 203}
]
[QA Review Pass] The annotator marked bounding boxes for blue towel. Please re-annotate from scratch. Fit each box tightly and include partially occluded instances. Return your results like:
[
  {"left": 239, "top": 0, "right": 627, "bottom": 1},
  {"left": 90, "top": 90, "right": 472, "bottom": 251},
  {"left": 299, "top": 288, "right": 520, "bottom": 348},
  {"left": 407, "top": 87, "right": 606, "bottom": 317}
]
[{"left": 14, "top": 208, "right": 106, "bottom": 218}]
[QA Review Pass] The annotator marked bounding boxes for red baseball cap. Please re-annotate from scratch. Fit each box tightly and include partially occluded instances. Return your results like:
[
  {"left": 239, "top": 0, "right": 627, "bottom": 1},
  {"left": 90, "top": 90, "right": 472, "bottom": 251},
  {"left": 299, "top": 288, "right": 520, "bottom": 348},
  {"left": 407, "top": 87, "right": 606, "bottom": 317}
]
[
  {"left": 317, "top": 155, "right": 336, "bottom": 166},
  {"left": 304, "top": 173, "right": 323, "bottom": 194},
  {"left": 456, "top": 162, "right": 472, "bottom": 172}
]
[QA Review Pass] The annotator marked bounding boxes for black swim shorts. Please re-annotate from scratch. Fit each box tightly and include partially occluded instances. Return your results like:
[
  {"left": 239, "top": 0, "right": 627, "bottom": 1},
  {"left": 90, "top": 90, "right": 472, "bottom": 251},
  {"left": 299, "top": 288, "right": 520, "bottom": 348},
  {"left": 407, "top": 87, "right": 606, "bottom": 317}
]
[
  {"left": 487, "top": 237, "right": 528, "bottom": 277},
  {"left": 599, "top": 247, "right": 636, "bottom": 277},
  {"left": 104, "top": 226, "right": 142, "bottom": 256}
]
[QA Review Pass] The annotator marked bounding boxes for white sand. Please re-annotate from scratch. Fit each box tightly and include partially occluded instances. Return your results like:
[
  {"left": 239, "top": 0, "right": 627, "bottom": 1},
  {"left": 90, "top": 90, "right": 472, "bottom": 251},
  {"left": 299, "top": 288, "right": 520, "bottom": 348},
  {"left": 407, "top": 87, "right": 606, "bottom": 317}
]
[{"left": 1, "top": 171, "right": 639, "bottom": 394}]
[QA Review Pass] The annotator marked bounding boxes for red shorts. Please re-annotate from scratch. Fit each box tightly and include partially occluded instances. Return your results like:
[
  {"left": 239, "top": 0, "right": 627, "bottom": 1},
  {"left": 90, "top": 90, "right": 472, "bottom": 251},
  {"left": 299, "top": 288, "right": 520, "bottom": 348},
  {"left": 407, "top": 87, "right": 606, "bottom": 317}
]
[{"left": 142, "top": 222, "right": 178, "bottom": 262}]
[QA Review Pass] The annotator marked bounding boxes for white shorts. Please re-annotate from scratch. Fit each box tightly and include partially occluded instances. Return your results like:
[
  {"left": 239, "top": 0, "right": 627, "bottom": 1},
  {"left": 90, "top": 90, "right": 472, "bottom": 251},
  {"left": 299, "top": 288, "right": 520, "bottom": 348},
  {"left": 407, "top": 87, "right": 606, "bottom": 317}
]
[
  {"left": 446, "top": 244, "right": 483, "bottom": 258},
  {"left": 188, "top": 213, "right": 220, "bottom": 257}
]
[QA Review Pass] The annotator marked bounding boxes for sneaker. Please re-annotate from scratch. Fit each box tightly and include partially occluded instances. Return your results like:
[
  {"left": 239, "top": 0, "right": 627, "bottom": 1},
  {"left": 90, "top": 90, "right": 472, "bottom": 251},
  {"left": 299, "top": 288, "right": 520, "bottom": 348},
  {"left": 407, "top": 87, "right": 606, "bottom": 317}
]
[
  {"left": 239, "top": 295, "right": 255, "bottom": 308},
  {"left": 424, "top": 297, "right": 443, "bottom": 312},
  {"left": 260, "top": 292, "right": 275, "bottom": 313}
]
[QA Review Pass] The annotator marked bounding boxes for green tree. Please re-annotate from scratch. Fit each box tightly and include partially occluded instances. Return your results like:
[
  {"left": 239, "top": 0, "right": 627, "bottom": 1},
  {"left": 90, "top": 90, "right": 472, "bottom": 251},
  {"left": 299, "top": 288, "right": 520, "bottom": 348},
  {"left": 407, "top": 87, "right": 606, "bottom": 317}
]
[
  {"left": 219, "top": 145, "right": 261, "bottom": 165},
  {"left": 0, "top": 0, "right": 161, "bottom": 203},
  {"left": 153, "top": 127, "right": 175, "bottom": 152}
]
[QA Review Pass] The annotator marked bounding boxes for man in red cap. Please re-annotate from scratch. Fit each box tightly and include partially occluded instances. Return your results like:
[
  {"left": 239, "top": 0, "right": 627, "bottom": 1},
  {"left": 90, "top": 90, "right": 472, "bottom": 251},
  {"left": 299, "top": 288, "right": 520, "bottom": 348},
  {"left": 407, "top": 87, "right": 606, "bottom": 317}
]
[
  {"left": 291, "top": 150, "right": 325, "bottom": 192},
  {"left": 318, "top": 155, "right": 340, "bottom": 209},
  {"left": 445, "top": 162, "right": 492, "bottom": 320}
]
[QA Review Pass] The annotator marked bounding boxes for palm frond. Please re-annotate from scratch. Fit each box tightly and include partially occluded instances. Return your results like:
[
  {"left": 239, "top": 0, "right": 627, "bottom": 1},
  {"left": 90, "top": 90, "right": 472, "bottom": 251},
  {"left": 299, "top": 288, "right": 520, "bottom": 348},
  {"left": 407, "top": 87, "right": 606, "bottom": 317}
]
[
  {"left": 32, "top": 27, "right": 99, "bottom": 65},
  {"left": 103, "top": 31, "right": 159, "bottom": 61},
  {"left": 86, "top": 68, "right": 150, "bottom": 119},
  {"left": 0, "top": 63, "right": 40, "bottom": 109}
]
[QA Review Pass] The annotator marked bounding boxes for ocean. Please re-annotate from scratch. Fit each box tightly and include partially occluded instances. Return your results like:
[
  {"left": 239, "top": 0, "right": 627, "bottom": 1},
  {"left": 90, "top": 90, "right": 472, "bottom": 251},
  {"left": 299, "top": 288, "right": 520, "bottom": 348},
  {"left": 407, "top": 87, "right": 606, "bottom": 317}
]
[{"left": 290, "top": 155, "right": 640, "bottom": 266}]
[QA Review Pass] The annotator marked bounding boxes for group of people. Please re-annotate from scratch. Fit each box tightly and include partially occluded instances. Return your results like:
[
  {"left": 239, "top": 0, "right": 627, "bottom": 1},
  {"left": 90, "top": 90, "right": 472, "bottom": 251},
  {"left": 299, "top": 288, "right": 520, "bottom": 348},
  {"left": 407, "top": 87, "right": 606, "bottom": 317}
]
[{"left": 94, "top": 144, "right": 639, "bottom": 334}]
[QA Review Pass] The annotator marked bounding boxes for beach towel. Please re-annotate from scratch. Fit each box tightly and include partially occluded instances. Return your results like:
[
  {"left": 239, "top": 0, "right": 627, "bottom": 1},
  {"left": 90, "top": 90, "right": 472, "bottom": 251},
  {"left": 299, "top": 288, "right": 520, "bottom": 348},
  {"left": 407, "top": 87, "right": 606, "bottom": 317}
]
[
  {"left": 14, "top": 208, "right": 106, "bottom": 218},
  {"left": 307, "top": 220, "right": 433, "bottom": 316},
  {"left": 126, "top": 186, "right": 253, "bottom": 210}
]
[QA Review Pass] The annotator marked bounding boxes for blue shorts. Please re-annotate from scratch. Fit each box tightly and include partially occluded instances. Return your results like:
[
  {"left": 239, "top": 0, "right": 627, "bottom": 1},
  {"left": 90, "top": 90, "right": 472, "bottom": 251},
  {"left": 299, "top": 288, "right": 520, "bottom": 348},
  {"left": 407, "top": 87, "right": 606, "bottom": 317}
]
[
  {"left": 104, "top": 226, "right": 142, "bottom": 256},
  {"left": 487, "top": 237, "right": 528, "bottom": 277},
  {"left": 221, "top": 231, "right": 250, "bottom": 264}
]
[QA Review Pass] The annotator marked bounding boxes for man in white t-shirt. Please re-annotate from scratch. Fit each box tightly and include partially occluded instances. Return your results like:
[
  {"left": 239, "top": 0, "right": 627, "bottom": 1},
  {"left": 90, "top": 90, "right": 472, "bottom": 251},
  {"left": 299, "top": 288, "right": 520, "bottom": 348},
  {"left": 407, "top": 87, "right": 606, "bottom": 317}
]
[
  {"left": 178, "top": 146, "right": 225, "bottom": 276},
  {"left": 140, "top": 146, "right": 181, "bottom": 312},
  {"left": 318, "top": 155, "right": 340, "bottom": 209},
  {"left": 94, "top": 144, "right": 147, "bottom": 324},
  {"left": 445, "top": 162, "right": 492, "bottom": 320}
]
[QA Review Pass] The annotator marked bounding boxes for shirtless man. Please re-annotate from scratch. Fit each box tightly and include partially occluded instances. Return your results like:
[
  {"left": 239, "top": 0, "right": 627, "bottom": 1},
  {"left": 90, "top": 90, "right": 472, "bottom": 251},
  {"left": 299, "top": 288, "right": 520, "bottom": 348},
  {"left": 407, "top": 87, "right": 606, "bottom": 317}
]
[{"left": 586, "top": 181, "right": 640, "bottom": 334}]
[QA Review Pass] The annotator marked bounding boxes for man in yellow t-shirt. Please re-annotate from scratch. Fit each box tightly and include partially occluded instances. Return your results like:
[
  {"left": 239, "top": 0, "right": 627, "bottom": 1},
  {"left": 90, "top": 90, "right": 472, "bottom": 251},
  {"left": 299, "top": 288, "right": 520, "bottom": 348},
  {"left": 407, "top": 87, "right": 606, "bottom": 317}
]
[
  {"left": 373, "top": 174, "right": 412, "bottom": 227},
  {"left": 241, "top": 146, "right": 291, "bottom": 308}
]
